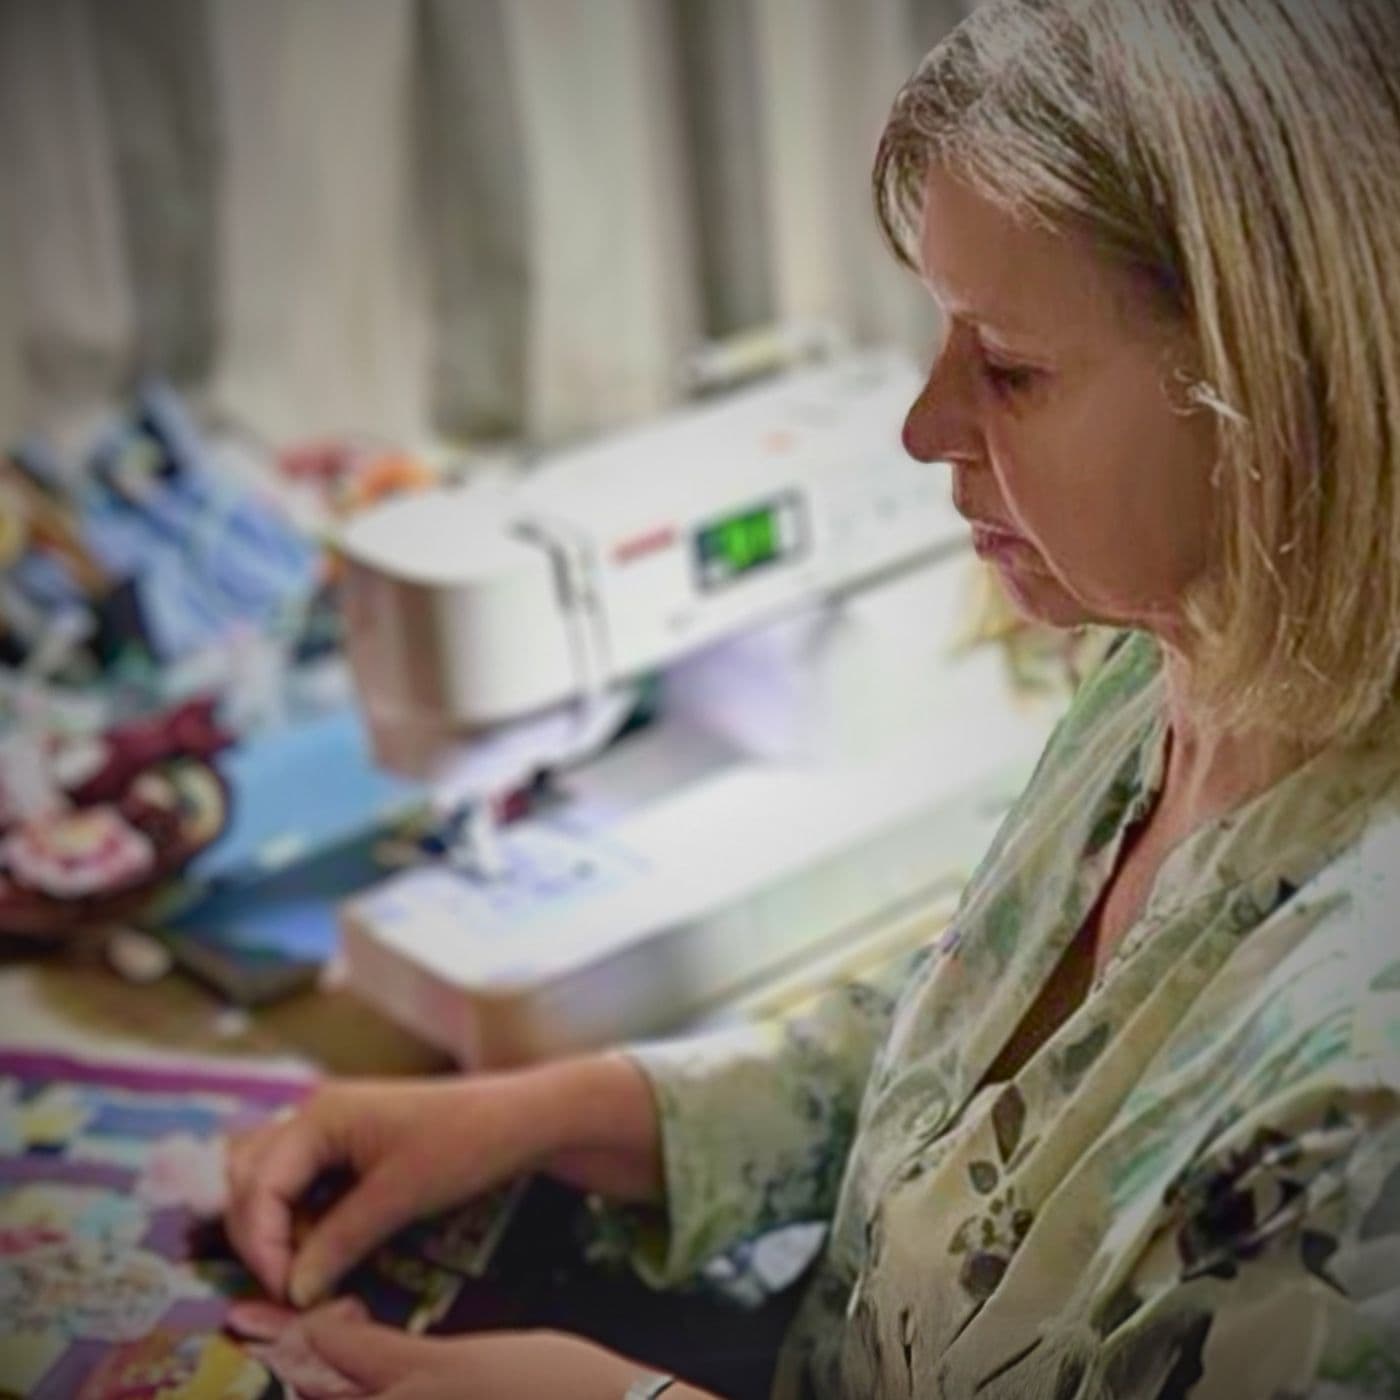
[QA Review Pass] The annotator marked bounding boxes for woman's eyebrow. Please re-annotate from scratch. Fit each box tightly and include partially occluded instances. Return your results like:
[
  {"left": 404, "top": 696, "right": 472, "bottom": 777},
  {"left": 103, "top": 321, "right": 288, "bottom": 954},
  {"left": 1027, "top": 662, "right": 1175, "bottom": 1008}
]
[
  {"left": 925, "top": 268, "right": 1064, "bottom": 350},
  {"left": 930, "top": 280, "right": 1046, "bottom": 339},
  {"left": 952, "top": 308, "right": 1056, "bottom": 353}
]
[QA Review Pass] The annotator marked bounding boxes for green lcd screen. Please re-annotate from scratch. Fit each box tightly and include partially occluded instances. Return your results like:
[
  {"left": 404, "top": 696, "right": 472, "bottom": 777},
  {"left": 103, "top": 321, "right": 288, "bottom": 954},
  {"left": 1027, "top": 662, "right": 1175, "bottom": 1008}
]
[{"left": 694, "top": 497, "right": 800, "bottom": 589}]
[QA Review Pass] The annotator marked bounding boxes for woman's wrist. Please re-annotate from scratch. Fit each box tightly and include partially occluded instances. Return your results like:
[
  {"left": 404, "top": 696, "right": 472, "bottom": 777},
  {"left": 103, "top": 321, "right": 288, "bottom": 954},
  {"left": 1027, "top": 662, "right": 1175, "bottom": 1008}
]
[{"left": 510, "top": 1052, "right": 665, "bottom": 1201}]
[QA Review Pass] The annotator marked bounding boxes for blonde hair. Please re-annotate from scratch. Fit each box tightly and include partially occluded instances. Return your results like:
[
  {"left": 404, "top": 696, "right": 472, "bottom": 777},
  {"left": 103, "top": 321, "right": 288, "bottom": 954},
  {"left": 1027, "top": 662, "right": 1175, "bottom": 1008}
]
[{"left": 875, "top": 0, "right": 1400, "bottom": 746}]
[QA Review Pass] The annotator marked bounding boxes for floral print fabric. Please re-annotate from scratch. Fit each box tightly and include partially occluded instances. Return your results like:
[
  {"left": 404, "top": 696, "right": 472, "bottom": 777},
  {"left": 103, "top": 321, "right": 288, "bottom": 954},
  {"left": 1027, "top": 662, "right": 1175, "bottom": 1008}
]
[{"left": 625, "top": 631, "right": 1400, "bottom": 1397}]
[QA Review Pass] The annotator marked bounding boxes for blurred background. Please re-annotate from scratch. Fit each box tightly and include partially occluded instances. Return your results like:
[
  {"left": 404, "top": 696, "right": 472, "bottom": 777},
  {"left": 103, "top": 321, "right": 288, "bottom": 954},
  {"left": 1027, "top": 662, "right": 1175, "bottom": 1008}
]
[
  {"left": 0, "top": 0, "right": 970, "bottom": 451},
  {"left": 0, "top": 0, "right": 1030, "bottom": 1008}
]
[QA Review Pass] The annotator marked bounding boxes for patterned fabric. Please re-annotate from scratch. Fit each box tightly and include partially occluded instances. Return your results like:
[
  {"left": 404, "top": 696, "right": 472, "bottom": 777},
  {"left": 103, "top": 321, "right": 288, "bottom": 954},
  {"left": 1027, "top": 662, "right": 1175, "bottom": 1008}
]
[{"left": 624, "top": 631, "right": 1400, "bottom": 1398}]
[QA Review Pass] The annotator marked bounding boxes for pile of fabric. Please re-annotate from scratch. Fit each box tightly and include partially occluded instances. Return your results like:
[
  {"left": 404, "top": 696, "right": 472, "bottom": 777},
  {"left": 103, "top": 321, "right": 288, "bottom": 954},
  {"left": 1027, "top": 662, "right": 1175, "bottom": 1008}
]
[
  {"left": 0, "top": 699, "right": 234, "bottom": 940},
  {"left": 0, "top": 383, "right": 444, "bottom": 944}
]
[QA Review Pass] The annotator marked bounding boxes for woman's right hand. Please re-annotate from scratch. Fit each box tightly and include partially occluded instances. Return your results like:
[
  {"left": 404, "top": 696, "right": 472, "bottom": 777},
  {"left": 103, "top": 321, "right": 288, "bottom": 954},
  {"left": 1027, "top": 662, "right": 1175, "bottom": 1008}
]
[{"left": 223, "top": 1053, "right": 663, "bottom": 1309}]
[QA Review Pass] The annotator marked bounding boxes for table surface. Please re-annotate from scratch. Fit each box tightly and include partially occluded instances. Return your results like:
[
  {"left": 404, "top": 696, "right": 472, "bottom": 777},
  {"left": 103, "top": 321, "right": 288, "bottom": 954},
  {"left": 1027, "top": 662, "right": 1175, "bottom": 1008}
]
[{"left": 0, "top": 939, "right": 450, "bottom": 1076}]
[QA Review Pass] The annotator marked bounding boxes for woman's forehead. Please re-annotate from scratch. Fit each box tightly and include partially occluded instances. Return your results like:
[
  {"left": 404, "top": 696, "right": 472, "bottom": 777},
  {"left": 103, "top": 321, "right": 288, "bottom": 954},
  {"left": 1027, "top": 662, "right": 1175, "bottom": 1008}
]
[{"left": 917, "top": 169, "right": 1135, "bottom": 348}]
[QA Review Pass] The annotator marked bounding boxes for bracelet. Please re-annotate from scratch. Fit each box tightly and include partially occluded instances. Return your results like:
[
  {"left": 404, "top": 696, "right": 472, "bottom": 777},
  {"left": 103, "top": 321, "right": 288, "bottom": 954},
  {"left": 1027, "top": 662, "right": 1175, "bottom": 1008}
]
[{"left": 624, "top": 1373, "right": 676, "bottom": 1399}]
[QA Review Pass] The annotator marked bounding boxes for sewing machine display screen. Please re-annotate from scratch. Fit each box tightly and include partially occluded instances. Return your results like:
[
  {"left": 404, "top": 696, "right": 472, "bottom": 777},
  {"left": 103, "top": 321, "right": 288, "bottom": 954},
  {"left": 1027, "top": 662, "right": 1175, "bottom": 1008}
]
[{"left": 694, "top": 493, "right": 803, "bottom": 590}]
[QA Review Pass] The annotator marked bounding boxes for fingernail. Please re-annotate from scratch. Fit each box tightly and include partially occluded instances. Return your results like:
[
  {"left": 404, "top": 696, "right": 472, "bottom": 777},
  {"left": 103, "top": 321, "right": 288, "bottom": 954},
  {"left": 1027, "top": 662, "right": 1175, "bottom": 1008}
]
[
  {"left": 287, "top": 1268, "right": 321, "bottom": 1310},
  {"left": 226, "top": 1299, "right": 297, "bottom": 1341}
]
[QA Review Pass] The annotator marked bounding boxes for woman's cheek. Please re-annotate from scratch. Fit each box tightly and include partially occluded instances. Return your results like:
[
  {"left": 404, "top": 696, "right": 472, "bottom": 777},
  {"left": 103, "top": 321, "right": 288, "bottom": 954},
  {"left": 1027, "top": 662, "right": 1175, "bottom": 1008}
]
[{"left": 986, "top": 438, "right": 1054, "bottom": 543}]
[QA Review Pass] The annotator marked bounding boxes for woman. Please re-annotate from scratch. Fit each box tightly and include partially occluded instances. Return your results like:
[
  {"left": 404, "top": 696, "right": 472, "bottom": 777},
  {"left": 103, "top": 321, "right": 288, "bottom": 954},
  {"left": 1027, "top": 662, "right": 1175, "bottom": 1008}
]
[{"left": 224, "top": 1, "right": 1400, "bottom": 1394}]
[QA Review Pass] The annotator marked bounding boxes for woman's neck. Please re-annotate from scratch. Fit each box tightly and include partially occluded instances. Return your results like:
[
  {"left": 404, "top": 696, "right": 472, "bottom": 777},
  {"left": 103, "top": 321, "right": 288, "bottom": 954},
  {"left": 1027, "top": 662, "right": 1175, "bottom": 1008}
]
[{"left": 1157, "top": 646, "right": 1315, "bottom": 829}]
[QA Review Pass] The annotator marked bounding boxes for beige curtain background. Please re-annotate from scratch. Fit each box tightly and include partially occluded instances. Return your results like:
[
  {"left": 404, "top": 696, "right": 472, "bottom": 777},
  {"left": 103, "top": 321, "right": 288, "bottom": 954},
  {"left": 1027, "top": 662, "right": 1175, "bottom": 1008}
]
[{"left": 0, "top": 0, "right": 969, "bottom": 452}]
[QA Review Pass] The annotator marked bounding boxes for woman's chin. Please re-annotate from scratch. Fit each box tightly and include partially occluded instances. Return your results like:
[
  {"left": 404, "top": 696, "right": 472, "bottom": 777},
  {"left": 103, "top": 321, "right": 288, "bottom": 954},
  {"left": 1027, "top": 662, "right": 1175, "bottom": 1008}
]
[{"left": 994, "top": 562, "right": 1094, "bottom": 630}]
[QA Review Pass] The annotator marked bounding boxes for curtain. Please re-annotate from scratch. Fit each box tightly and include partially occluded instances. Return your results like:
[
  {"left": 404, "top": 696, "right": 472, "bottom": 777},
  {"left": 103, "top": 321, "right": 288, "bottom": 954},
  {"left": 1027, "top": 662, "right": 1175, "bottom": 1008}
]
[{"left": 0, "top": 0, "right": 971, "bottom": 451}]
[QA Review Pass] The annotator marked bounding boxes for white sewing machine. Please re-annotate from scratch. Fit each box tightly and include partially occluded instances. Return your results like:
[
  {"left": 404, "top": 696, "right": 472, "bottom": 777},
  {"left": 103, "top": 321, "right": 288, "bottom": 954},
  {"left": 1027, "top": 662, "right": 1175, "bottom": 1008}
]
[{"left": 335, "top": 351, "right": 1061, "bottom": 1066}]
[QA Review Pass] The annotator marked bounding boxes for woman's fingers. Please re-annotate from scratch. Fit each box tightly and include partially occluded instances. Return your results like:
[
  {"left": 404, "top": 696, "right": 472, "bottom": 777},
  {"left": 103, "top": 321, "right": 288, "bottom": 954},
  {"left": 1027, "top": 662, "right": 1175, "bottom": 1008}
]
[
  {"left": 224, "top": 1127, "right": 284, "bottom": 1293},
  {"left": 289, "top": 1162, "right": 419, "bottom": 1308},
  {"left": 301, "top": 1307, "right": 433, "bottom": 1392},
  {"left": 228, "top": 1112, "right": 338, "bottom": 1298},
  {"left": 224, "top": 1120, "right": 276, "bottom": 1210},
  {"left": 225, "top": 1297, "right": 301, "bottom": 1342}
]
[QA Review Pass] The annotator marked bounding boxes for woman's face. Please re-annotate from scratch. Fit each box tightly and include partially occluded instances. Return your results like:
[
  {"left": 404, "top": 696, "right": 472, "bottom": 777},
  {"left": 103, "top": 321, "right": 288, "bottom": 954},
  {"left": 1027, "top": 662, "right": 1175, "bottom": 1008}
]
[{"left": 903, "top": 169, "right": 1219, "bottom": 636}]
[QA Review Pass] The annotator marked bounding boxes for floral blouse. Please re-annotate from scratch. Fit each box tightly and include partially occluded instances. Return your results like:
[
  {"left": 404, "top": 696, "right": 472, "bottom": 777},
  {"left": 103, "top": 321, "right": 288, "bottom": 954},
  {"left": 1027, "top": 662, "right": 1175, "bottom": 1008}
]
[{"left": 625, "top": 631, "right": 1400, "bottom": 1398}]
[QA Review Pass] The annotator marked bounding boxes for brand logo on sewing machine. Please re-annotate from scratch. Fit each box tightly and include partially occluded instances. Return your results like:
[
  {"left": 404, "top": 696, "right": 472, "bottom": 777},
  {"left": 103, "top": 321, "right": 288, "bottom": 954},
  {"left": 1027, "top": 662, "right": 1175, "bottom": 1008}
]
[{"left": 611, "top": 526, "right": 678, "bottom": 566}]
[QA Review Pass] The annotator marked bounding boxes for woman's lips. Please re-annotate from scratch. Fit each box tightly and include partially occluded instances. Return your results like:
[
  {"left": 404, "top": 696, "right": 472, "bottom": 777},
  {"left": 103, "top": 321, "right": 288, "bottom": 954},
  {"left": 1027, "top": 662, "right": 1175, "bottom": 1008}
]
[{"left": 968, "top": 521, "right": 1027, "bottom": 560}]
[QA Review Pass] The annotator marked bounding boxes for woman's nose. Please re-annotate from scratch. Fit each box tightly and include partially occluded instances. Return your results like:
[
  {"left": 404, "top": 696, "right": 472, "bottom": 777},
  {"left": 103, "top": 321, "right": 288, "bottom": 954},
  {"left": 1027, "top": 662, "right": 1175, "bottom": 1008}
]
[{"left": 902, "top": 340, "right": 982, "bottom": 467}]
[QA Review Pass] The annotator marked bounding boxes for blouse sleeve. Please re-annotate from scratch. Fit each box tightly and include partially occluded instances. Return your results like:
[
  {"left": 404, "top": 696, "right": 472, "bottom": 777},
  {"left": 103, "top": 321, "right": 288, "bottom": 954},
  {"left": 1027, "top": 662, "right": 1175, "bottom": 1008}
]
[{"left": 615, "top": 943, "right": 930, "bottom": 1287}]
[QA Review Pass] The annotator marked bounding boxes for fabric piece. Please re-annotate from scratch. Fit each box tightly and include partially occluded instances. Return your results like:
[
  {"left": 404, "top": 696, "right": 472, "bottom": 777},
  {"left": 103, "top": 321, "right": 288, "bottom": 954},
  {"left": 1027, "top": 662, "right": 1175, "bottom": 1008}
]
[
  {"left": 627, "top": 632, "right": 1400, "bottom": 1398},
  {"left": 81, "top": 439, "right": 320, "bottom": 663},
  {"left": 134, "top": 1133, "right": 228, "bottom": 1218},
  {"left": 0, "top": 1239, "right": 191, "bottom": 1342},
  {"left": 2, "top": 806, "right": 155, "bottom": 899},
  {"left": 73, "top": 1330, "right": 269, "bottom": 1400}
]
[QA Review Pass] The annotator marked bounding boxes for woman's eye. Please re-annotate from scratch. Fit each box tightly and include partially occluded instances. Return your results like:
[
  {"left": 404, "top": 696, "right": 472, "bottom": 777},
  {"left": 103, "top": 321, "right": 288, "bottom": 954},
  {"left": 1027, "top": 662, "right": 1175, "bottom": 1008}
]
[{"left": 979, "top": 356, "right": 1040, "bottom": 398}]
